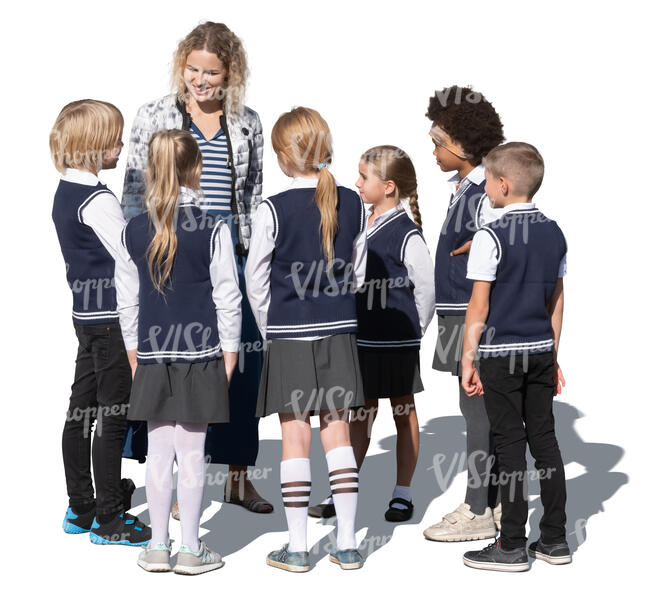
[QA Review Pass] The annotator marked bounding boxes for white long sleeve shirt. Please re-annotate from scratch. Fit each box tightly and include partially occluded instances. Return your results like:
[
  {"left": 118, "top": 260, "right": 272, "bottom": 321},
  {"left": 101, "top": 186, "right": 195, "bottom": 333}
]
[
  {"left": 115, "top": 187, "right": 242, "bottom": 353},
  {"left": 245, "top": 176, "right": 368, "bottom": 341}
]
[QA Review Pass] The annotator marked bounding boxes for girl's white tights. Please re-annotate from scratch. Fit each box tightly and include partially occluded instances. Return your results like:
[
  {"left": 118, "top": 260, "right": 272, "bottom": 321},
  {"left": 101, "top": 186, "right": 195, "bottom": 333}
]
[{"left": 146, "top": 421, "right": 207, "bottom": 553}]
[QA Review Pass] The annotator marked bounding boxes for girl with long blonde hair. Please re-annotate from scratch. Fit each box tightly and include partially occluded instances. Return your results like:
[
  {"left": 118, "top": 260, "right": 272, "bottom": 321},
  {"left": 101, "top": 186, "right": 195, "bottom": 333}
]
[
  {"left": 116, "top": 129, "right": 242, "bottom": 574},
  {"left": 245, "top": 107, "right": 368, "bottom": 572}
]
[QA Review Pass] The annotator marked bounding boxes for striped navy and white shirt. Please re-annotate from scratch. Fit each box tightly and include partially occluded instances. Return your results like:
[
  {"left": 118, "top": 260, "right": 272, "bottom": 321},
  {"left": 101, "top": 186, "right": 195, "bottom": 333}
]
[{"left": 190, "top": 122, "right": 233, "bottom": 213}]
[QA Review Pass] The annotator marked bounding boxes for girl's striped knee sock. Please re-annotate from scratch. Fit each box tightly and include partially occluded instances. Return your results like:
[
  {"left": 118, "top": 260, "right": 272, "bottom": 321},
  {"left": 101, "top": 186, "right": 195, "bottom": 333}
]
[
  {"left": 280, "top": 458, "right": 311, "bottom": 553},
  {"left": 326, "top": 446, "right": 359, "bottom": 550}
]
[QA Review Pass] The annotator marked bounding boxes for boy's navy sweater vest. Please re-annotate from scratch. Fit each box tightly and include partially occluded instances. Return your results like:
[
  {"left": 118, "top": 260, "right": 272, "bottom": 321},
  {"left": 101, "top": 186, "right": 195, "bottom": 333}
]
[
  {"left": 434, "top": 179, "right": 488, "bottom": 315},
  {"left": 52, "top": 179, "right": 119, "bottom": 325},
  {"left": 357, "top": 209, "right": 423, "bottom": 350},
  {"left": 123, "top": 203, "right": 223, "bottom": 364},
  {"left": 478, "top": 208, "right": 567, "bottom": 357},
  {"left": 263, "top": 186, "right": 365, "bottom": 339}
]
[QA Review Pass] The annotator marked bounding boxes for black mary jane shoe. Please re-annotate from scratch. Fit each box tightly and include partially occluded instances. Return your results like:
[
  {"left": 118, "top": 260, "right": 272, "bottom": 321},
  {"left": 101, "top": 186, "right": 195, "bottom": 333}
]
[{"left": 384, "top": 497, "right": 414, "bottom": 522}]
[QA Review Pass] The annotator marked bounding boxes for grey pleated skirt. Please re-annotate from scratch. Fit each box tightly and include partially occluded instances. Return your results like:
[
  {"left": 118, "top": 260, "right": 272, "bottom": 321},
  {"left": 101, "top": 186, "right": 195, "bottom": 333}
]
[
  {"left": 432, "top": 314, "right": 465, "bottom": 376},
  {"left": 256, "top": 333, "right": 365, "bottom": 417},
  {"left": 128, "top": 357, "right": 230, "bottom": 424},
  {"left": 358, "top": 347, "right": 424, "bottom": 399}
]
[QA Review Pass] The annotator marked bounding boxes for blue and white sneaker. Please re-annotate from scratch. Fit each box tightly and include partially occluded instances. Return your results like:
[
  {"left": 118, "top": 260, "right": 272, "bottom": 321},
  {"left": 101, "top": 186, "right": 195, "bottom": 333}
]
[
  {"left": 62, "top": 507, "right": 95, "bottom": 534},
  {"left": 266, "top": 544, "right": 310, "bottom": 573},
  {"left": 329, "top": 548, "right": 364, "bottom": 570},
  {"left": 89, "top": 512, "right": 151, "bottom": 546}
]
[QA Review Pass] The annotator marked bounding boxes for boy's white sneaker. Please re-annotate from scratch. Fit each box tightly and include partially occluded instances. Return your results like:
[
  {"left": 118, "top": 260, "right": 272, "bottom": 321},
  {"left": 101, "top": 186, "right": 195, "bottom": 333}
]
[
  {"left": 173, "top": 541, "right": 224, "bottom": 575},
  {"left": 423, "top": 503, "right": 497, "bottom": 542},
  {"left": 137, "top": 542, "right": 172, "bottom": 572}
]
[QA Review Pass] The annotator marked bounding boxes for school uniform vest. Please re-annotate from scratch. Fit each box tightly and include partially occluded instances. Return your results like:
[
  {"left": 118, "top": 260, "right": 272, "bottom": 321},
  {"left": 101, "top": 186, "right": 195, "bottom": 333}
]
[
  {"left": 356, "top": 209, "right": 422, "bottom": 350},
  {"left": 434, "top": 180, "right": 488, "bottom": 315},
  {"left": 263, "top": 186, "right": 365, "bottom": 339},
  {"left": 52, "top": 179, "right": 119, "bottom": 325},
  {"left": 478, "top": 208, "right": 567, "bottom": 357},
  {"left": 123, "top": 203, "right": 223, "bottom": 364}
]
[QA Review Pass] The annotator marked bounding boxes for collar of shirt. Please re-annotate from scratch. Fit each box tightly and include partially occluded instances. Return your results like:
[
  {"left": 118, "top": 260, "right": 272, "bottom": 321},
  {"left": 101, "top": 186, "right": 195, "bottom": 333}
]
[
  {"left": 501, "top": 201, "right": 537, "bottom": 214},
  {"left": 179, "top": 186, "right": 201, "bottom": 207},
  {"left": 447, "top": 163, "right": 486, "bottom": 193},
  {"left": 366, "top": 203, "right": 403, "bottom": 232},
  {"left": 61, "top": 167, "right": 102, "bottom": 186}
]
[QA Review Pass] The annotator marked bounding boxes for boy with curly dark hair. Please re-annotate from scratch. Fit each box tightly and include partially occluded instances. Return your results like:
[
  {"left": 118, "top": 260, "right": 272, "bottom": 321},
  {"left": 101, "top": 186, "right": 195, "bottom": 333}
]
[{"left": 423, "top": 85, "right": 505, "bottom": 543}]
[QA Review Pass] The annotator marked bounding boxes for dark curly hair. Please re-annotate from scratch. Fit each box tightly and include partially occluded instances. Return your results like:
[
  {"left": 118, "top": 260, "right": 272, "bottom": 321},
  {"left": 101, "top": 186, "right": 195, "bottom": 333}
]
[{"left": 426, "top": 86, "right": 504, "bottom": 166}]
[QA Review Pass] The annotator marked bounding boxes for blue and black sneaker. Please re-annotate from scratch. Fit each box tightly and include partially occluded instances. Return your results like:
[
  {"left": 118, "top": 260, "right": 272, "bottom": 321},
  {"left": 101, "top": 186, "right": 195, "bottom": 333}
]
[
  {"left": 89, "top": 512, "right": 151, "bottom": 546},
  {"left": 62, "top": 507, "right": 96, "bottom": 534}
]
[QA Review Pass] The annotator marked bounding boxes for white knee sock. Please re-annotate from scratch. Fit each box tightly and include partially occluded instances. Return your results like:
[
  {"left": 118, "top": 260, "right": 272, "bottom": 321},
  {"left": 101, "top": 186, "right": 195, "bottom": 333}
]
[
  {"left": 174, "top": 423, "right": 207, "bottom": 553},
  {"left": 280, "top": 458, "right": 311, "bottom": 553},
  {"left": 326, "top": 446, "right": 359, "bottom": 550},
  {"left": 391, "top": 485, "right": 412, "bottom": 509},
  {"left": 146, "top": 421, "right": 176, "bottom": 546}
]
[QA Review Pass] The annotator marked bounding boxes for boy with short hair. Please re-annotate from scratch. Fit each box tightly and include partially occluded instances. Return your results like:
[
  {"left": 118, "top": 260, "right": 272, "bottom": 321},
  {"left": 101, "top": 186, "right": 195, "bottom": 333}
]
[{"left": 461, "top": 142, "right": 570, "bottom": 572}]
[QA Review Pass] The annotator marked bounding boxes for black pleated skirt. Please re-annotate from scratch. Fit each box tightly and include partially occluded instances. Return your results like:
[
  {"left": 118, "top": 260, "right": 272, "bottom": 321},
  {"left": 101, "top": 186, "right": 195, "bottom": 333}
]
[{"left": 358, "top": 347, "right": 424, "bottom": 399}]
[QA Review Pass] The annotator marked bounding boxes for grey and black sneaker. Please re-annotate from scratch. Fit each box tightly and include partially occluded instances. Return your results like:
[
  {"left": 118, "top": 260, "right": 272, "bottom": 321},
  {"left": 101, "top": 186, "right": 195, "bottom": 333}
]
[
  {"left": 463, "top": 539, "right": 530, "bottom": 572},
  {"left": 528, "top": 539, "right": 572, "bottom": 565}
]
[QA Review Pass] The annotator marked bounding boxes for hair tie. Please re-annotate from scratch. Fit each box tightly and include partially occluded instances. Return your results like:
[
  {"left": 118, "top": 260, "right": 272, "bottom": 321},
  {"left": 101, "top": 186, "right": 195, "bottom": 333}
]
[{"left": 317, "top": 162, "right": 327, "bottom": 171}]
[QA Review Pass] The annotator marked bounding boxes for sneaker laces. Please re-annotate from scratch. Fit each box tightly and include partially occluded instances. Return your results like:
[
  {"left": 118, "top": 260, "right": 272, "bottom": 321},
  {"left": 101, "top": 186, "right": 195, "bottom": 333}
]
[{"left": 478, "top": 539, "right": 499, "bottom": 554}]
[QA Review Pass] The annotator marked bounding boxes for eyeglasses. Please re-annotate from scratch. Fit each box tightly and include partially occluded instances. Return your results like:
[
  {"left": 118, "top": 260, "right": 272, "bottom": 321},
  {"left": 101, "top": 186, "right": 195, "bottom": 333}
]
[{"left": 429, "top": 124, "right": 472, "bottom": 160}]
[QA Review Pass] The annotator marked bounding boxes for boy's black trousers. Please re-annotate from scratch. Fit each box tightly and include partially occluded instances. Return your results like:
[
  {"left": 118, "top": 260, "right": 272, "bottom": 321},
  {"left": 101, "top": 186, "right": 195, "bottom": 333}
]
[
  {"left": 62, "top": 323, "right": 131, "bottom": 518},
  {"left": 479, "top": 351, "right": 567, "bottom": 550}
]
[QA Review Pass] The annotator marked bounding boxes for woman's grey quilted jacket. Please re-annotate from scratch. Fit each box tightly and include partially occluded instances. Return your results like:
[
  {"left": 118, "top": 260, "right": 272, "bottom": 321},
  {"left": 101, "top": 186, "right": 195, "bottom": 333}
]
[{"left": 121, "top": 94, "right": 263, "bottom": 256}]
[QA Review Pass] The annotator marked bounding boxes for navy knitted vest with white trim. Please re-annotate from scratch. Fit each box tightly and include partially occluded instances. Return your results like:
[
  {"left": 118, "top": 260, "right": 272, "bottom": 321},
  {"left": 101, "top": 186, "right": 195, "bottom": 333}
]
[
  {"left": 356, "top": 209, "right": 422, "bottom": 350},
  {"left": 478, "top": 209, "right": 567, "bottom": 357},
  {"left": 264, "top": 186, "right": 364, "bottom": 339},
  {"left": 123, "top": 204, "right": 223, "bottom": 364},
  {"left": 434, "top": 179, "right": 487, "bottom": 315},
  {"left": 52, "top": 179, "right": 119, "bottom": 325}
]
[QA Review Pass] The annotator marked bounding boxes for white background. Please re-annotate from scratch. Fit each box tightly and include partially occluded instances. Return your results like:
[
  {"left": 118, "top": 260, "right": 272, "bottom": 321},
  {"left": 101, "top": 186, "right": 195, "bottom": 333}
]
[{"left": 0, "top": 0, "right": 646, "bottom": 603}]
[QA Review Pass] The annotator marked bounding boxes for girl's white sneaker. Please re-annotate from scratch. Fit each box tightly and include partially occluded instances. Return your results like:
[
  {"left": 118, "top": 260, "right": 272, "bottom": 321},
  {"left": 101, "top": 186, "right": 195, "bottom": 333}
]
[
  {"left": 137, "top": 542, "right": 172, "bottom": 572},
  {"left": 173, "top": 541, "right": 224, "bottom": 575}
]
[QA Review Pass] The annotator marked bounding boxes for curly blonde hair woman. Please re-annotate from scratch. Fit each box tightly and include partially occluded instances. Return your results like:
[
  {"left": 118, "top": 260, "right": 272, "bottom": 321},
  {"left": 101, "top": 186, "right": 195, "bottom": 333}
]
[{"left": 121, "top": 21, "right": 272, "bottom": 515}]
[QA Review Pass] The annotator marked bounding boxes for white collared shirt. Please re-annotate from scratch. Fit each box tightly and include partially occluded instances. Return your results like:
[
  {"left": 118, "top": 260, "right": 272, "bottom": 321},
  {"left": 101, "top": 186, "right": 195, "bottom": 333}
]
[
  {"left": 447, "top": 164, "right": 503, "bottom": 227},
  {"left": 366, "top": 203, "right": 436, "bottom": 336},
  {"left": 115, "top": 186, "right": 242, "bottom": 352},
  {"left": 466, "top": 202, "right": 567, "bottom": 281},
  {"left": 245, "top": 176, "right": 368, "bottom": 341}
]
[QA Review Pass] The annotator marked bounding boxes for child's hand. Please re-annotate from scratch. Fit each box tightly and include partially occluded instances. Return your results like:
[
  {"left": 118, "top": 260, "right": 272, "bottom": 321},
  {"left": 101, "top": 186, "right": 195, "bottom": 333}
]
[
  {"left": 461, "top": 365, "right": 483, "bottom": 397},
  {"left": 126, "top": 349, "right": 138, "bottom": 379},
  {"left": 223, "top": 351, "right": 238, "bottom": 385},
  {"left": 554, "top": 362, "right": 566, "bottom": 396},
  {"left": 450, "top": 240, "right": 472, "bottom": 256}
]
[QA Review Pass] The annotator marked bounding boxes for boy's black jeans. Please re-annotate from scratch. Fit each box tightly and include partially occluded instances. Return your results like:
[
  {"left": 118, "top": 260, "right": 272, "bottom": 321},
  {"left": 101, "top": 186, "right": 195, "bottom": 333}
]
[
  {"left": 62, "top": 323, "right": 131, "bottom": 518},
  {"left": 479, "top": 351, "right": 566, "bottom": 550}
]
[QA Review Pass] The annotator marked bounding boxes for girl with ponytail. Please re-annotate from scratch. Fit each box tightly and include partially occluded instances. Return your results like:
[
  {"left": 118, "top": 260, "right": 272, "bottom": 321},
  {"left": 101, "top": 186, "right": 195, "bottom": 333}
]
[
  {"left": 310, "top": 145, "right": 435, "bottom": 523},
  {"left": 245, "top": 107, "right": 368, "bottom": 572},
  {"left": 116, "top": 129, "right": 242, "bottom": 574}
]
